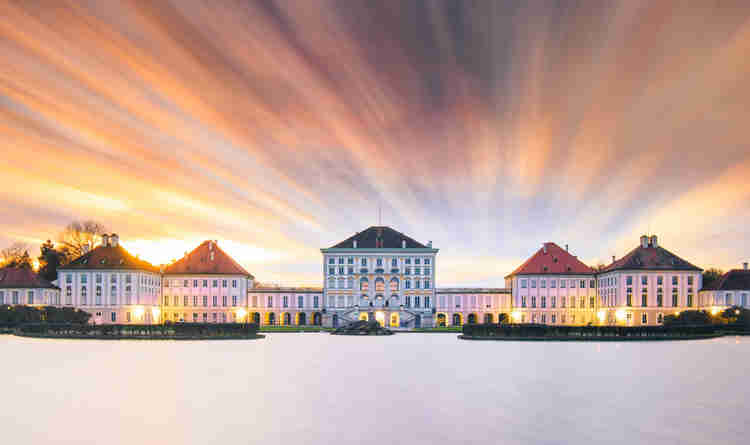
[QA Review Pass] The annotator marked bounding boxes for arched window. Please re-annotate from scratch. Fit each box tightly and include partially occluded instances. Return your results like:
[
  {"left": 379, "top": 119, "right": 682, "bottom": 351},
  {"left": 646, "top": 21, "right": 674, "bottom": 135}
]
[
  {"left": 375, "top": 277, "right": 385, "bottom": 292},
  {"left": 390, "top": 277, "right": 399, "bottom": 292},
  {"left": 360, "top": 278, "right": 369, "bottom": 291}
]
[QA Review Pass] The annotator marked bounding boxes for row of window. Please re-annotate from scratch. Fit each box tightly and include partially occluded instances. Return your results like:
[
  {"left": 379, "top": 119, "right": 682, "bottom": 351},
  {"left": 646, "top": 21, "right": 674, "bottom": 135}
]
[
  {"left": 625, "top": 291, "right": 694, "bottom": 307},
  {"left": 251, "top": 295, "right": 320, "bottom": 309},
  {"left": 327, "top": 266, "right": 431, "bottom": 276},
  {"left": 328, "top": 257, "right": 431, "bottom": 266},
  {"left": 165, "top": 312, "right": 238, "bottom": 323},
  {"left": 65, "top": 273, "right": 159, "bottom": 286},
  {"left": 163, "top": 295, "right": 240, "bottom": 307},
  {"left": 522, "top": 312, "right": 662, "bottom": 325},
  {"left": 522, "top": 295, "right": 595, "bottom": 309},
  {"left": 521, "top": 279, "right": 595, "bottom": 289},
  {"left": 0, "top": 290, "right": 60, "bottom": 305},
  {"left": 718, "top": 293, "right": 749, "bottom": 306},
  {"left": 164, "top": 279, "right": 239, "bottom": 288}
]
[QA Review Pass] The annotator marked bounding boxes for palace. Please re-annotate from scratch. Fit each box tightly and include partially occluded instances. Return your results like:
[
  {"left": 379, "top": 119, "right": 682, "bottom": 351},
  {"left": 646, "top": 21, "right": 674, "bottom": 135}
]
[{"left": 3, "top": 226, "right": 748, "bottom": 328}]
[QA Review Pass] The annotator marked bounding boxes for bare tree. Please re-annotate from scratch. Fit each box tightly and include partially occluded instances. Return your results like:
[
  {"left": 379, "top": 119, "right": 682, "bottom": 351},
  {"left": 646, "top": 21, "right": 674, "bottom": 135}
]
[
  {"left": 58, "top": 220, "right": 107, "bottom": 259},
  {"left": 0, "top": 242, "right": 30, "bottom": 267}
]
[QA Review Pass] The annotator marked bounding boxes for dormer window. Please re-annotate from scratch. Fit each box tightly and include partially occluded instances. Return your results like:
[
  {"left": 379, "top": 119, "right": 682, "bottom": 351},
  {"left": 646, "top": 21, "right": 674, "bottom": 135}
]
[{"left": 543, "top": 266, "right": 549, "bottom": 272}]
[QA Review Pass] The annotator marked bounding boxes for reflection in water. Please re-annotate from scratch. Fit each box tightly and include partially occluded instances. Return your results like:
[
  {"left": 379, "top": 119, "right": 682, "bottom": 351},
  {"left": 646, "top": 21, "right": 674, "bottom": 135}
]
[{"left": 1, "top": 334, "right": 748, "bottom": 445}]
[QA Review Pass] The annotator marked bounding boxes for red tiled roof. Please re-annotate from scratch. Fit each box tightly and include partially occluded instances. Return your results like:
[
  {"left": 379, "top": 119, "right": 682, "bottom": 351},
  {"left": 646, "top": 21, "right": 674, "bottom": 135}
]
[
  {"left": 60, "top": 245, "right": 159, "bottom": 272},
  {"left": 506, "top": 242, "right": 595, "bottom": 277},
  {"left": 163, "top": 241, "right": 253, "bottom": 277},
  {"left": 0, "top": 267, "right": 58, "bottom": 289},
  {"left": 602, "top": 245, "right": 701, "bottom": 272}
]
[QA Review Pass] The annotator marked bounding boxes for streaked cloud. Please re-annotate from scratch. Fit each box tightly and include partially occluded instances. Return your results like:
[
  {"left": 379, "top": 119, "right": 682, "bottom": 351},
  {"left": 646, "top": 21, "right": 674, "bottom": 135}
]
[{"left": 1, "top": 0, "right": 749, "bottom": 285}]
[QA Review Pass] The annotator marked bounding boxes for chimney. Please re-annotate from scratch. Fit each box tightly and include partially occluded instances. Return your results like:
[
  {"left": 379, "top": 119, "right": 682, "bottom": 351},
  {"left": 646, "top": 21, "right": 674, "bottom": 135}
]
[
  {"left": 612, "top": 255, "right": 616, "bottom": 264},
  {"left": 640, "top": 235, "right": 649, "bottom": 248},
  {"left": 209, "top": 241, "right": 213, "bottom": 251},
  {"left": 110, "top": 233, "right": 119, "bottom": 247},
  {"left": 650, "top": 235, "right": 658, "bottom": 248},
  {"left": 565, "top": 244, "right": 569, "bottom": 252},
  {"left": 102, "top": 234, "right": 110, "bottom": 247},
  {"left": 353, "top": 239, "right": 357, "bottom": 248},
  {"left": 543, "top": 243, "right": 547, "bottom": 254},
  {"left": 427, "top": 241, "right": 432, "bottom": 248},
  {"left": 402, "top": 239, "right": 406, "bottom": 248},
  {"left": 744, "top": 262, "right": 748, "bottom": 270}
]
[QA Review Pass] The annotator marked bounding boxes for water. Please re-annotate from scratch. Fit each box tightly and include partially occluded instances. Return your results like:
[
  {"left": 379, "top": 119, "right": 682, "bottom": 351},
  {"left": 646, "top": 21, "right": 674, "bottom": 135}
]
[{"left": 1, "top": 333, "right": 747, "bottom": 445}]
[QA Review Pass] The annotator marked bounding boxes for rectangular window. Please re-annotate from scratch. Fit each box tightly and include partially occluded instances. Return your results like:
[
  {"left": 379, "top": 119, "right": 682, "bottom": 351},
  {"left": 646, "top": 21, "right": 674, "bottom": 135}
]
[
  {"left": 221, "top": 280, "right": 227, "bottom": 288},
  {"left": 657, "top": 276, "right": 663, "bottom": 285},
  {"left": 550, "top": 280, "right": 556, "bottom": 288},
  {"left": 560, "top": 280, "right": 566, "bottom": 288},
  {"left": 313, "top": 295, "right": 319, "bottom": 308},
  {"left": 424, "top": 280, "right": 431, "bottom": 289},
  {"left": 415, "top": 258, "right": 421, "bottom": 265},
  {"left": 328, "top": 267, "right": 334, "bottom": 275},
  {"left": 531, "top": 280, "right": 536, "bottom": 288},
  {"left": 521, "top": 280, "right": 527, "bottom": 288},
  {"left": 126, "top": 312, "right": 131, "bottom": 322},
  {"left": 329, "top": 258, "right": 335, "bottom": 264},
  {"left": 27, "top": 291, "right": 34, "bottom": 305},
  {"left": 580, "top": 280, "right": 586, "bottom": 288},
  {"left": 642, "top": 313, "right": 647, "bottom": 324},
  {"left": 531, "top": 296, "right": 536, "bottom": 308},
  {"left": 298, "top": 295, "right": 304, "bottom": 308},
  {"left": 590, "top": 297, "right": 595, "bottom": 308},
  {"left": 688, "top": 276, "right": 694, "bottom": 286},
  {"left": 111, "top": 312, "right": 116, "bottom": 322},
  {"left": 202, "top": 296, "right": 208, "bottom": 307},
  {"left": 541, "top": 280, "right": 546, "bottom": 288},
  {"left": 424, "top": 259, "right": 430, "bottom": 265},
  {"left": 626, "top": 294, "right": 632, "bottom": 307},
  {"left": 561, "top": 296, "right": 566, "bottom": 308},
  {"left": 283, "top": 296, "right": 288, "bottom": 308},
  {"left": 414, "top": 296, "right": 420, "bottom": 308},
  {"left": 642, "top": 293, "right": 647, "bottom": 307},
  {"left": 541, "top": 296, "right": 546, "bottom": 308},
  {"left": 424, "top": 297, "right": 430, "bottom": 308},
  {"left": 338, "top": 257, "right": 344, "bottom": 264},
  {"left": 672, "top": 276, "right": 678, "bottom": 286},
  {"left": 521, "top": 297, "right": 526, "bottom": 308},
  {"left": 627, "top": 276, "right": 633, "bottom": 286},
  {"left": 268, "top": 296, "right": 273, "bottom": 308},
  {"left": 570, "top": 280, "right": 576, "bottom": 288},
  {"left": 687, "top": 294, "right": 693, "bottom": 307},
  {"left": 590, "top": 280, "right": 595, "bottom": 288},
  {"left": 222, "top": 296, "right": 227, "bottom": 307}
]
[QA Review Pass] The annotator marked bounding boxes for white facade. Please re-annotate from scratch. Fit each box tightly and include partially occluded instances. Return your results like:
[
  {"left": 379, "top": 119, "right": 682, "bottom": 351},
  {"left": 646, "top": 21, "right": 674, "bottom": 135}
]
[
  {"left": 0, "top": 287, "right": 60, "bottom": 306},
  {"left": 247, "top": 287, "right": 324, "bottom": 326},
  {"left": 509, "top": 274, "right": 598, "bottom": 325},
  {"left": 320, "top": 246, "right": 438, "bottom": 328},
  {"left": 434, "top": 288, "right": 512, "bottom": 326},
  {"left": 161, "top": 274, "right": 251, "bottom": 323}
]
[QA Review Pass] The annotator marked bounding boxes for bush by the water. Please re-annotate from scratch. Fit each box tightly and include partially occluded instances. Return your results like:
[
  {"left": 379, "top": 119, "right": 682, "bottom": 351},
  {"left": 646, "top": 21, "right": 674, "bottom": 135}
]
[
  {"left": 331, "top": 320, "right": 393, "bottom": 335},
  {"left": 0, "top": 305, "right": 91, "bottom": 327},
  {"left": 462, "top": 323, "right": 725, "bottom": 339},
  {"left": 17, "top": 322, "right": 259, "bottom": 339}
]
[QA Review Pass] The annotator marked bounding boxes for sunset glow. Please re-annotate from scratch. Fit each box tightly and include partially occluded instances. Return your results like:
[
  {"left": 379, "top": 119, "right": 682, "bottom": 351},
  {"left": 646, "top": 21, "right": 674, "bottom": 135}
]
[{"left": 1, "top": 1, "right": 749, "bottom": 285}]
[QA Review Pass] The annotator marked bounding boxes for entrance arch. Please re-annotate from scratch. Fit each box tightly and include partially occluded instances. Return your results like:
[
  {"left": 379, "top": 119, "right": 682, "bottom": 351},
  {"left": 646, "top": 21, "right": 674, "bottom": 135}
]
[
  {"left": 297, "top": 312, "right": 307, "bottom": 326},
  {"left": 312, "top": 312, "right": 322, "bottom": 326},
  {"left": 251, "top": 312, "right": 260, "bottom": 324},
  {"left": 414, "top": 314, "right": 421, "bottom": 328},
  {"left": 437, "top": 313, "right": 447, "bottom": 327},
  {"left": 332, "top": 314, "right": 339, "bottom": 328},
  {"left": 484, "top": 313, "right": 493, "bottom": 324},
  {"left": 283, "top": 312, "right": 291, "bottom": 326},
  {"left": 267, "top": 312, "right": 276, "bottom": 325},
  {"left": 468, "top": 313, "right": 477, "bottom": 324},
  {"left": 390, "top": 312, "right": 399, "bottom": 327},
  {"left": 452, "top": 313, "right": 462, "bottom": 326}
]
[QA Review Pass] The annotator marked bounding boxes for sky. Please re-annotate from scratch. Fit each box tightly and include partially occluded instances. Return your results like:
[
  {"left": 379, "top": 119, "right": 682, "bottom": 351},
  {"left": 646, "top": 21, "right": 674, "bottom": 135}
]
[{"left": 1, "top": 0, "right": 749, "bottom": 286}]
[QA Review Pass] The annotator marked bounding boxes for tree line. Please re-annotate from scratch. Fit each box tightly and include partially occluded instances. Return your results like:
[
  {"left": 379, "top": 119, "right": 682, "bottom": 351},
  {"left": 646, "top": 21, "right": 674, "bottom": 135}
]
[{"left": 0, "top": 220, "right": 107, "bottom": 281}]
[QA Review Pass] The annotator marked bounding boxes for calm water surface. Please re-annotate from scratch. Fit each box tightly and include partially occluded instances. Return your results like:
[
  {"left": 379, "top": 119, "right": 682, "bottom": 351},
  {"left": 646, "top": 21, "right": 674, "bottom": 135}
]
[{"left": 1, "top": 333, "right": 748, "bottom": 445}]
